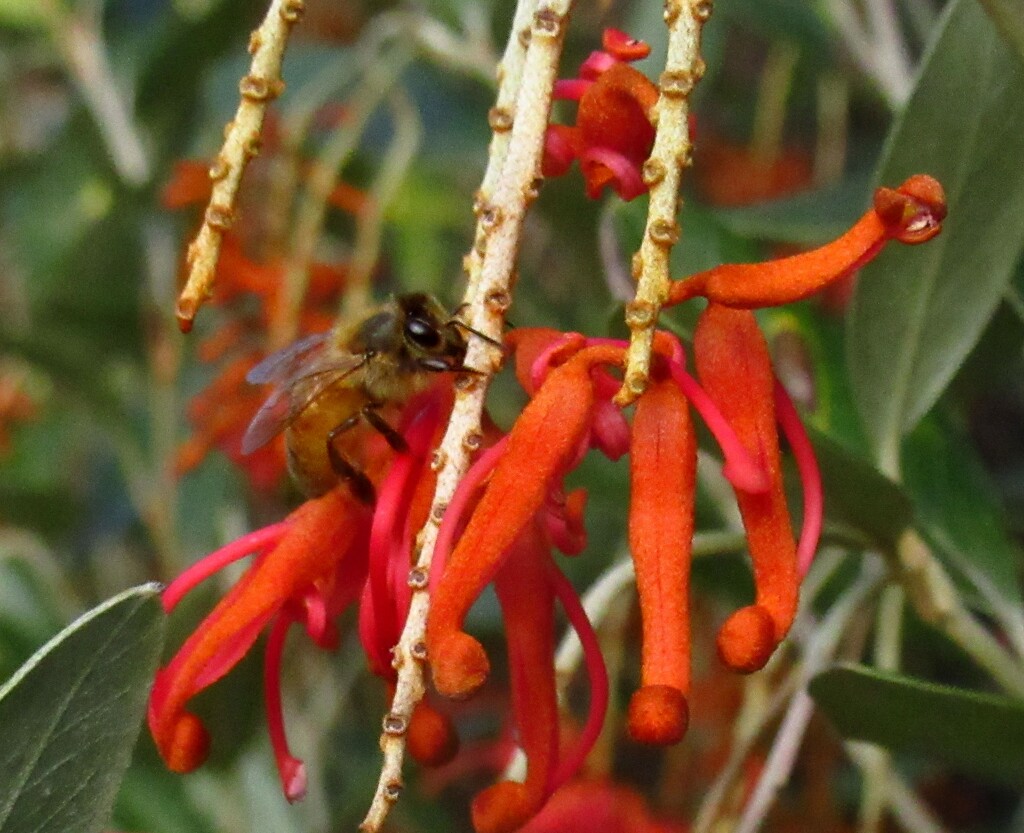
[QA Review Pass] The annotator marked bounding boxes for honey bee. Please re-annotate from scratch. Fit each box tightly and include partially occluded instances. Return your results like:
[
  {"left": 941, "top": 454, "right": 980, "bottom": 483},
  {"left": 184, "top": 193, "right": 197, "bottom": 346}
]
[{"left": 242, "top": 293, "right": 477, "bottom": 503}]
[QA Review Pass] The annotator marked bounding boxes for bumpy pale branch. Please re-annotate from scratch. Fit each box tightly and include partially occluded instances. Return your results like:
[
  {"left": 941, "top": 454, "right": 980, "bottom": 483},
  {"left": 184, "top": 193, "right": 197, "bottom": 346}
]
[
  {"left": 615, "top": 0, "right": 712, "bottom": 405},
  {"left": 174, "top": 0, "right": 304, "bottom": 333},
  {"left": 359, "top": 0, "right": 575, "bottom": 828},
  {"left": 461, "top": 0, "right": 541, "bottom": 309}
]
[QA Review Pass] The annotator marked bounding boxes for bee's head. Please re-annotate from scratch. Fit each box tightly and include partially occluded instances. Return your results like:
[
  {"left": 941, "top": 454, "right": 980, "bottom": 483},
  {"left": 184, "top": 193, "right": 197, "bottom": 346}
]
[{"left": 396, "top": 293, "right": 469, "bottom": 373}]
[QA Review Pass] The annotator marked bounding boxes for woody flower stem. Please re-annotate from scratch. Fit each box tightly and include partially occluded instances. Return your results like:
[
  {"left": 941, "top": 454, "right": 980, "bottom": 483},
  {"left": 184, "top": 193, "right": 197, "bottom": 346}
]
[
  {"left": 858, "top": 584, "right": 905, "bottom": 833},
  {"left": 359, "top": 0, "right": 574, "bottom": 828},
  {"left": 845, "top": 743, "right": 949, "bottom": 833},
  {"left": 265, "top": 50, "right": 360, "bottom": 255},
  {"left": 692, "top": 548, "right": 847, "bottom": 833},
  {"left": 175, "top": 0, "right": 304, "bottom": 332},
  {"left": 615, "top": 0, "right": 712, "bottom": 406}
]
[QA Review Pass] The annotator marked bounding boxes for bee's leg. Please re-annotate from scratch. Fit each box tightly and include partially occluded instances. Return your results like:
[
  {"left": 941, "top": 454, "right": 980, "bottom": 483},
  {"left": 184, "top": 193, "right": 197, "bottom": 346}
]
[
  {"left": 361, "top": 404, "right": 409, "bottom": 453},
  {"left": 327, "top": 417, "right": 376, "bottom": 504}
]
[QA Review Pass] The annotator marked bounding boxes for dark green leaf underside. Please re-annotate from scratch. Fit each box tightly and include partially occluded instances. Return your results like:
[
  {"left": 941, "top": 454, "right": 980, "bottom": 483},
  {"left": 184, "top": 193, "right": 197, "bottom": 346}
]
[
  {"left": 810, "top": 663, "right": 1024, "bottom": 784},
  {"left": 0, "top": 585, "right": 166, "bottom": 833}
]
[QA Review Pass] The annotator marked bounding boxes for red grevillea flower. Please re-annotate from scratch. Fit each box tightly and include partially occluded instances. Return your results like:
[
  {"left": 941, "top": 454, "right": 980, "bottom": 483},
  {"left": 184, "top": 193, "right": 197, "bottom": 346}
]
[
  {"left": 149, "top": 385, "right": 459, "bottom": 799},
  {"left": 425, "top": 327, "right": 813, "bottom": 833},
  {"left": 425, "top": 175, "right": 948, "bottom": 832},
  {"left": 424, "top": 380, "right": 609, "bottom": 833},
  {"left": 542, "top": 29, "right": 659, "bottom": 200},
  {"left": 667, "top": 175, "right": 947, "bottom": 308}
]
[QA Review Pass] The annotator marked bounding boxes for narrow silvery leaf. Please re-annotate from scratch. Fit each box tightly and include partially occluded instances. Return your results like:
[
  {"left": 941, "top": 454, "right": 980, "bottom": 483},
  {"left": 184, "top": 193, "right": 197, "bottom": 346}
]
[
  {"left": 0, "top": 584, "right": 165, "bottom": 833},
  {"left": 847, "top": 0, "right": 1024, "bottom": 470}
]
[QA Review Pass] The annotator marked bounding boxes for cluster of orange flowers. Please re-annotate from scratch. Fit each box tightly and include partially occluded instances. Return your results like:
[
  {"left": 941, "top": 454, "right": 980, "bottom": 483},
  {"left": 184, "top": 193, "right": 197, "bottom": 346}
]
[
  {"left": 150, "top": 30, "right": 948, "bottom": 833},
  {"left": 166, "top": 132, "right": 364, "bottom": 491}
]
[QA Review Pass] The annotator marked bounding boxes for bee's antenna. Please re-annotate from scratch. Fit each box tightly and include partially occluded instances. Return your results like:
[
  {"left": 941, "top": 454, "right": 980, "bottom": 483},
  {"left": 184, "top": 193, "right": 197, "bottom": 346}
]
[{"left": 447, "top": 318, "right": 503, "bottom": 350}]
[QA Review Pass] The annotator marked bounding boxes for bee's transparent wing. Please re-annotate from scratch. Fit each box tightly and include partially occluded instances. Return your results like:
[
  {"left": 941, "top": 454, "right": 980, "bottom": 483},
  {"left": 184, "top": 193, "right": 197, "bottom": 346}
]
[
  {"left": 246, "top": 332, "right": 330, "bottom": 385},
  {"left": 241, "top": 353, "right": 367, "bottom": 454}
]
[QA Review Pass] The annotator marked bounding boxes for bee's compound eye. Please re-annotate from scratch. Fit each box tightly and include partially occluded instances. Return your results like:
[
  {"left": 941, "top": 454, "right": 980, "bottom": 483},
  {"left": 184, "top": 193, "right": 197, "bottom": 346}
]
[{"left": 406, "top": 317, "right": 442, "bottom": 350}]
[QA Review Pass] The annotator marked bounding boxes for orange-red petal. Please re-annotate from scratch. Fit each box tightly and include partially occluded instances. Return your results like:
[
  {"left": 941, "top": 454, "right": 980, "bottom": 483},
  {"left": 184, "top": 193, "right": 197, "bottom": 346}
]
[
  {"left": 427, "top": 347, "right": 621, "bottom": 699},
  {"left": 693, "top": 305, "right": 798, "bottom": 673},
  {"left": 148, "top": 489, "right": 365, "bottom": 770},
  {"left": 627, "top": 374, "right": 695, "bottom": 744},
  {"left": 602, "top": 28, "right": 651, "bottom": 62},
  {"left": 668, "top": 175, "right": 947, "bottom": 308},
  {"left": 577, "top": 63, "right": 658, "bottom": 163}
]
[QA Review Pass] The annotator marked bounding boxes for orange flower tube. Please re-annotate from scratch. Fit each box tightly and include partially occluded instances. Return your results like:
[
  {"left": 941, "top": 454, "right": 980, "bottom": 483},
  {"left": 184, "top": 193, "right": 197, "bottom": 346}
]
[
  {"left": 668, "top": 175, "right": 947, "bottom": 308},
  {"left": 148, "top": 489, "right": 366, "bottom": 774},
  {"left": 693, "top": 305, "right": 798, "bottom": 673},
  {"left": 427, "top": 345, "right": 624, "bottom": 699},
  {"left": 626, "top": 373, "right": 696, "bottom": 744}
]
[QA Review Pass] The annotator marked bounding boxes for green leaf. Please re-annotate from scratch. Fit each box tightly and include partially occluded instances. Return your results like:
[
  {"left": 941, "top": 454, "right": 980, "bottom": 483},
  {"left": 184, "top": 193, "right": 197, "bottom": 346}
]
[
  {"left": 810, "top": 430, "right": 913, "bottom": 548},
  {"left": 847, "top": 0, "right": 1024, "bottom": 467},
  {"left": 0, "top": 584, "right": 166, "bottom": 833},
  {"left": 976, "top": 0, "right": 1024, "bottom": 65},
  {"left": 810, "top": 663, "right": 1024, "bottom": 783},
  {"left": 903, "top": 416, "right": 1023, "bottom": 606}
]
